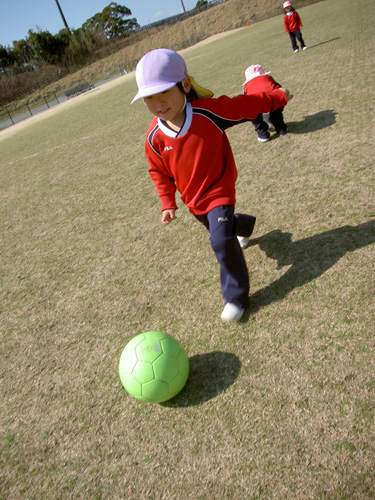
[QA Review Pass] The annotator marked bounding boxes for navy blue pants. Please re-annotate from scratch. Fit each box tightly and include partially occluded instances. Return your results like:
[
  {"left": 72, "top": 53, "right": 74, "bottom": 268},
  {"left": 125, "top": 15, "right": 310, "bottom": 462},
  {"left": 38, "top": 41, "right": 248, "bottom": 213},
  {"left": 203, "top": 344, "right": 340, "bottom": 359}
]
[
  {"left": 252, "top": 109, "right": 287, "bottom": 137},
  {"left": 194, "top": 205, "right": 256, "bottom": 308},
  {"left": 268, "top": 108, "right": 287, "bottom": 134},
  {"left": 289, "top": 29, "right": 306, "bottom": 51},
  {"left": 251, "top": 113, "right": 269, "bottom": 140}
]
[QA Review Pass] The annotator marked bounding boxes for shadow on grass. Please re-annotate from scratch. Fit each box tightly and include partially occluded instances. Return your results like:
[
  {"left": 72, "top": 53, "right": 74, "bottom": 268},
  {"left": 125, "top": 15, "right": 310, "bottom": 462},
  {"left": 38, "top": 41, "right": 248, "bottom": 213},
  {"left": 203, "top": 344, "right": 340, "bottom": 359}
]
[
  {"left": 306, "top": 37, "right": 341, "bottom": 50},
  {"left": 243, "top": 220, "right": 375, "bottom": 319},
  {"left": 162, "top": 351, "right": 241, "bottom": 407},
  {"left": 288, "top": 109, "right": 337, "bottom": 134}
]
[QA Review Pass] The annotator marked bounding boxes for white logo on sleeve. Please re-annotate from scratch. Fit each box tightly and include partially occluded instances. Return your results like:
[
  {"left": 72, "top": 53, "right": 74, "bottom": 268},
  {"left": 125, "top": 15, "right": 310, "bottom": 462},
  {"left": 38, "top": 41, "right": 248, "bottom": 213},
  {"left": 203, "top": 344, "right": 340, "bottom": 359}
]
[{"left": 164, "top": 146, "right": 173, "bottom": 151}]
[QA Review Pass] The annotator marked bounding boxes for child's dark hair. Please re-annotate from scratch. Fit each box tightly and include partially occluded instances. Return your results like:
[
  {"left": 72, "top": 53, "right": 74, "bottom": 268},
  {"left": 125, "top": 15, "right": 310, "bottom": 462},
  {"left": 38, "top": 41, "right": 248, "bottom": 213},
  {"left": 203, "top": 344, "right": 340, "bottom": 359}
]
[{"left": 176, "top": 82, "right": 198, "bottom": 102}]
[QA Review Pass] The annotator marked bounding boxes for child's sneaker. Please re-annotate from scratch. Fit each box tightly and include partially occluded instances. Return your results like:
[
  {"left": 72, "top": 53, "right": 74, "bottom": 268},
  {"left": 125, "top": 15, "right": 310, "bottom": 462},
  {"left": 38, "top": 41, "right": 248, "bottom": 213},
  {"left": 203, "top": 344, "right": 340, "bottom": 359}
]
[
  {"left": 221, "top": 303, "right": 244, "bottom": 321},
  {"left": 294, "top": 49, "right": 299, "bottom": 53},
  {"left": 237, "top": 236, "right": 249, "bottom": 248},
  {"left": 237, "top": 215, "right": 256, "bottom": 248},
  {"left": 302, "top": 46, "right": 307, "bottom": 50},
  {"left": 258, "top": 130, "right": 270, "bottom": 143},
  {"left": 278, "top": 129, "right": 288, "bottom": 136}
]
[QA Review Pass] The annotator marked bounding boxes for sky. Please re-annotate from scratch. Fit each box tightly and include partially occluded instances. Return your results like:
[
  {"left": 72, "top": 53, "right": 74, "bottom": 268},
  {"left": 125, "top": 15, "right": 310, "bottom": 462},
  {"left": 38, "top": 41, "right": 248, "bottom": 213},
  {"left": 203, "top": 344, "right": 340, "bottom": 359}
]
[{"left": 0, "top": 0, "right": 199, "bottom": 47}]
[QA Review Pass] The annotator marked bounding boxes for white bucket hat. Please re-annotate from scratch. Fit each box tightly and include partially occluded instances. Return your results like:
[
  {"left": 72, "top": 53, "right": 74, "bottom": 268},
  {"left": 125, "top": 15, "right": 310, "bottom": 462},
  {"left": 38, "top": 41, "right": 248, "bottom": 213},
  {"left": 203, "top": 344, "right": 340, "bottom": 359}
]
[
  {"left": 243, "top": 64, "right": 271, "bottom": 85},
  {"left": 131, "top": 48, "right": 213, "bottom": 104}
]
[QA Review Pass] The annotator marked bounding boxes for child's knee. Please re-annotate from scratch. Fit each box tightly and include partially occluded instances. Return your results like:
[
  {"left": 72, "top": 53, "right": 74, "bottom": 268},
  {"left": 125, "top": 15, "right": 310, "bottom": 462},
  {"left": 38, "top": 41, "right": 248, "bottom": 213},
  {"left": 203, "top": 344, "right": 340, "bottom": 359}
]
[{"left": 210, "top": 232, "right": 237, "bottom": 256}]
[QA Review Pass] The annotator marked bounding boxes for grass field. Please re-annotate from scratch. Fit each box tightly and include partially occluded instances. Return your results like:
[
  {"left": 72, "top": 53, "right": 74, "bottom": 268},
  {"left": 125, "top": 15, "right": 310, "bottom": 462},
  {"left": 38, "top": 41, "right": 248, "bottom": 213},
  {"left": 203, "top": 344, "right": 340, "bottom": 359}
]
[{"left": 1, "top": 0, "right": 374, "bottom": 498}]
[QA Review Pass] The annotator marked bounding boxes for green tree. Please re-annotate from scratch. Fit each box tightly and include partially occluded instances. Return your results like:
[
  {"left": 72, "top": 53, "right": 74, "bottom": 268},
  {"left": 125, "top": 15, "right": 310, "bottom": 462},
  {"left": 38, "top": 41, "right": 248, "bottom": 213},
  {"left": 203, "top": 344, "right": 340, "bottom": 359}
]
[
  {"left": 65, "top": 27, "right": 103, "bottom": 65},
  {"left": 0, "top": 3, "right": 139, "bottom": 73},
  {"left": 27, "top": 28, "right": 69, "bottom": 64},
  {"left": 55, "top": 28, "right": 72, "bottom": 48},
  {"left": 196, "top": 0, "right": 208, "bottom": 8},
  {"left": 82, "top": 2, "right": 139, "bottom": 39},
  {"left": 12, "top": 39, "right": 34, "bottom": 67},
  {"left": 0, "top": 45, "right": 15, "bottom": 73}
]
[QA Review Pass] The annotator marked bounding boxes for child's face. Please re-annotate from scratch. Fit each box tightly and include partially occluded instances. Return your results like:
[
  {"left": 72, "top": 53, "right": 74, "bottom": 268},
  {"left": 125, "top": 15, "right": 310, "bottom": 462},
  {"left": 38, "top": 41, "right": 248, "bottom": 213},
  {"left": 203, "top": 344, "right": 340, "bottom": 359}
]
[
  {"left": 285, "top": 5, "right": 292, "bottom": 11},
  {"left": 144, "top": 84, "right": 187, "bottom": 125}
]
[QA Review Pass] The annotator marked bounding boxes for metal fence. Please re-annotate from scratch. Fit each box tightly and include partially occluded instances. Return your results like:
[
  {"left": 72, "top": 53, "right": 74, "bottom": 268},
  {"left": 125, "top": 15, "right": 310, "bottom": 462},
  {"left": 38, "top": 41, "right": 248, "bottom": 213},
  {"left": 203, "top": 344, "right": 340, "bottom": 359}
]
[
  {"left": 0, "top": 73, "right": 130, "bottom": 131},
  {"left": 0, "top": 93, "right": 67, "bottom": 131}
]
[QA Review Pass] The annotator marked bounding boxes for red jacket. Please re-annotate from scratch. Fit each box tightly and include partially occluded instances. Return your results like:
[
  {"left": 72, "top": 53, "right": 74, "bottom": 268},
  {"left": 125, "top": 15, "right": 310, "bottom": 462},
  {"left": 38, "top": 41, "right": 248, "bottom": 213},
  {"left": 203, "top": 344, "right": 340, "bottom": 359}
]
[
  {"left": 145, "top": 91, "right": 287, "bottom": 215},
  {"left": 244, "top": 75, "right": 281, "bottom": 96},
  {"left": 284, "top": 10, "right": 302, "bottom": 33},
  {"left": 243, "top": 75, "right": 284, "bottom": 111}
]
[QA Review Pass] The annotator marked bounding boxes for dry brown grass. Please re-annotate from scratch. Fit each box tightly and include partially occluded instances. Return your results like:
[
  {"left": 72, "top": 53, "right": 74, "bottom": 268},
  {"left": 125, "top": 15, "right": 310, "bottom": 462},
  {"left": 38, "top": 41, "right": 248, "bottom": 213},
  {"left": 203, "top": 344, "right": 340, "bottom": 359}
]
[{"left": 5, "top": 0, "right": 322, "bottom": 109}]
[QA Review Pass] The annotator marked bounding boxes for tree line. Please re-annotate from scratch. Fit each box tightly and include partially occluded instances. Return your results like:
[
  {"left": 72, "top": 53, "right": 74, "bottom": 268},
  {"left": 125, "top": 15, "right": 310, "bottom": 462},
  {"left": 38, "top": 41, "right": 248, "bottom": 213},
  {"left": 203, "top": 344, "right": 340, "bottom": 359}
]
[{"left": 0, "top": 3, "right": 139, "bottom": 74}]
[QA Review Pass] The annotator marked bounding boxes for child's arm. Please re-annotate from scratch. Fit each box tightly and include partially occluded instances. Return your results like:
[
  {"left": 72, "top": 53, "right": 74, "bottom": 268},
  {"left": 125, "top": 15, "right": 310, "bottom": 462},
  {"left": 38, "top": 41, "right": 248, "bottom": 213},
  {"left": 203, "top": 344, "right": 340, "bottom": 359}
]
[
  {"left": 278, "top": 87, "right": 294, "bottom": 101},
  {"left": 145, "top": 137, "right": 178, "bottom": 221},
  {"left": 284, "top": 16, "right": 289, "bottom": 33},
  {"left": 201, "top": 91, "right": 290, "bottom": 127}
]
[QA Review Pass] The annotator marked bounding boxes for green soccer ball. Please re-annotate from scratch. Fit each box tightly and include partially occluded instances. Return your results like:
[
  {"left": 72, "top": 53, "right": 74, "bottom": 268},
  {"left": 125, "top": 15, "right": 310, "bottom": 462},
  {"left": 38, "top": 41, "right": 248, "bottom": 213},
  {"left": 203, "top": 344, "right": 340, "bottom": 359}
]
[{"left": 119, "top": 331, "right": 189, "bottom": 403}]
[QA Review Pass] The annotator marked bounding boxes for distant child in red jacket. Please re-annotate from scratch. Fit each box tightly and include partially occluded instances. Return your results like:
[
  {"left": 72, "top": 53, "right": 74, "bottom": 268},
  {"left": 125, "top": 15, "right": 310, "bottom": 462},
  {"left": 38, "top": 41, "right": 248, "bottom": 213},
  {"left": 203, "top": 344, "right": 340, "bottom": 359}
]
[
  {"left": 131, "top": 48, "right": 292, "bottom": 321},
  {"left": 243, "top": 64, "right": 289, "bottom": 141},
  {"left": 283, "top": 0, "right": 307, "bottom": 53}
]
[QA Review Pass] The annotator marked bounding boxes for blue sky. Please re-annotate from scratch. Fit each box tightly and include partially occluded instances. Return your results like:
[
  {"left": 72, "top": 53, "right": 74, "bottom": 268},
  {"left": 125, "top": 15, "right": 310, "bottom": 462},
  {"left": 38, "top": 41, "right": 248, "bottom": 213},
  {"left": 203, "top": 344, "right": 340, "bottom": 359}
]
[{"left": 0, "top": 0, "right": 199, "bottom": 47}]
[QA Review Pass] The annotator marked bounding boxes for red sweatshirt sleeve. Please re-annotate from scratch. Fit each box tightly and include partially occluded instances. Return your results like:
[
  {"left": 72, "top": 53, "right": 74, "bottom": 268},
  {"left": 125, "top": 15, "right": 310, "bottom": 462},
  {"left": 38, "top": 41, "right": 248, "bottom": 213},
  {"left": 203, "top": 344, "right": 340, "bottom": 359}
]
[
  {"left": 145, "top": 130, "right": 178, "bottom": 212},
  {"left": 203, "top": 90, "right": 288, "bottom": 124},
  {"left": 284, "top": 14, "right": 290, "bottom": 33}
]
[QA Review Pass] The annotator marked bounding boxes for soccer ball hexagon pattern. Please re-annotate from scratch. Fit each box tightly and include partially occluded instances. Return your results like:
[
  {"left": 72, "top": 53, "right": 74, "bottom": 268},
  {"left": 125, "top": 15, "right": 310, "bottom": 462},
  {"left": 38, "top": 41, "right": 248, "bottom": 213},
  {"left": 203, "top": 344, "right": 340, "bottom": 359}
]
[{"left": 119, "top": 331, "right": 189, "bottom": 403}]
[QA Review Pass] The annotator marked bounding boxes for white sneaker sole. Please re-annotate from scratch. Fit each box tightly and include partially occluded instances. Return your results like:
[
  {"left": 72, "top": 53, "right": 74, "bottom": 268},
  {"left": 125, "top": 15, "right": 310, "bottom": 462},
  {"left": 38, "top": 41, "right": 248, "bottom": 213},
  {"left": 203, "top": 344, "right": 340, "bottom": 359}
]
[
  {"left": 237, "top": 236, "right": 249, "bottom": 249},
  {"left": 221, "top": 303, "right": 245, "bottom": 321}
]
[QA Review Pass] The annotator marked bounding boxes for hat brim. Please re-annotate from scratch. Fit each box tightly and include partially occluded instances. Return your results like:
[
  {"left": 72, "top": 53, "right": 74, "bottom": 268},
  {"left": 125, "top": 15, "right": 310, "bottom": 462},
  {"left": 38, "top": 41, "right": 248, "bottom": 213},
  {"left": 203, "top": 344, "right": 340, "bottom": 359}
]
[
  {"left": 243, "top": 71, "right": 271, "bottom": 86},
  {"left": 130, "top": 81, "right": 177, "bottom": 104},
  {"left": 131, "top": 75, "right": 214, "bottom": 104}
]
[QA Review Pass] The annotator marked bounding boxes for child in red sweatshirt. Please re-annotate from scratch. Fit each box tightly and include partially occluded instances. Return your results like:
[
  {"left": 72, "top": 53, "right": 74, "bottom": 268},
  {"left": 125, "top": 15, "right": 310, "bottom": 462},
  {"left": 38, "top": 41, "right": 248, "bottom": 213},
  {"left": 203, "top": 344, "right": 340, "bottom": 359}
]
[
  {"left": 243, "top": 64, "right": 288, "bottom": 141},
  {"left": 283, "top": 0, "right": 307, "bottom": 53},
  {"left": 131, "top": 49, "right": 293, "bottom": 321}
]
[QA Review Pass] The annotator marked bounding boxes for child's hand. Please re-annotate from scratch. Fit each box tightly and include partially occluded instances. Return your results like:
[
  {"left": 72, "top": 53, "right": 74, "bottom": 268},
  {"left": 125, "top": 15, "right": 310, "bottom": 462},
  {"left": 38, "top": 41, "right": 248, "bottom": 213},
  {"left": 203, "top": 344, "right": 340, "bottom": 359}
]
[
  {"left": 279, "top": 87, "right": 294, "bottom": 101},
  {"left": 161, "top": 209, "right": 177, "bottom": 225}
]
